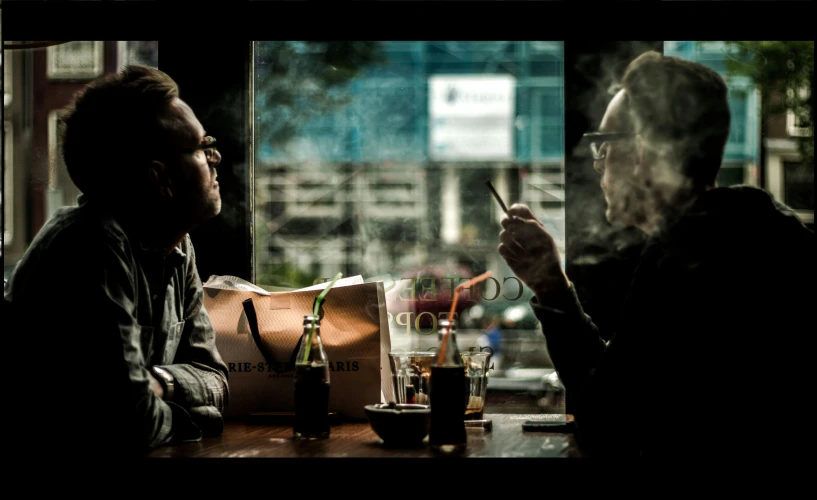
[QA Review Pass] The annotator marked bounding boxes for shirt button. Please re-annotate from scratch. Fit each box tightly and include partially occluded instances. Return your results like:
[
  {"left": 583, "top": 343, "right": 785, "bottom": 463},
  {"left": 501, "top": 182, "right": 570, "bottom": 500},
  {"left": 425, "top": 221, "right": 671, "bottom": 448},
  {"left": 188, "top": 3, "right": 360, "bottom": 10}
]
[{"left": 152, "top": 294, "right": 158, "bottom": 300}]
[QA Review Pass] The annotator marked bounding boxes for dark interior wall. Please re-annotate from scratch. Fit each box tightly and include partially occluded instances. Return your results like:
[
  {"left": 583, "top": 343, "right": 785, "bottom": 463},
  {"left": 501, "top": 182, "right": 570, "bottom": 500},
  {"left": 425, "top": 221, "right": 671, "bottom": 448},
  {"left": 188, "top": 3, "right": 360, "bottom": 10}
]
[
  {"left": 563, "top": 42, "right": 664, "bottom": 342},
  {"left": 158, "top": 40, "right": 253, "bottom": 283}
]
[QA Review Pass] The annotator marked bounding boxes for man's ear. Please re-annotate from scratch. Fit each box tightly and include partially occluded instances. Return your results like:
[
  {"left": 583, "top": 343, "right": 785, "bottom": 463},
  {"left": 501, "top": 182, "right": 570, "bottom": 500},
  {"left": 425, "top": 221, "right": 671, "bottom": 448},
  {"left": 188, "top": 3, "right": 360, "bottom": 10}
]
[{"left": 148, "top": 160, "right": 174, "bottom": 200}]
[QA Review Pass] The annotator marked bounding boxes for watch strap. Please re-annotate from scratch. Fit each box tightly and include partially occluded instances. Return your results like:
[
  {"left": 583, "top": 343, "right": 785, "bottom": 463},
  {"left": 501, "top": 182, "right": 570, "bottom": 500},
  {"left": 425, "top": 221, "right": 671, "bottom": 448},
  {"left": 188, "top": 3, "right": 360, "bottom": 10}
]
[{"left": 152, "top": 366, "right": 175, "bottom": 402}]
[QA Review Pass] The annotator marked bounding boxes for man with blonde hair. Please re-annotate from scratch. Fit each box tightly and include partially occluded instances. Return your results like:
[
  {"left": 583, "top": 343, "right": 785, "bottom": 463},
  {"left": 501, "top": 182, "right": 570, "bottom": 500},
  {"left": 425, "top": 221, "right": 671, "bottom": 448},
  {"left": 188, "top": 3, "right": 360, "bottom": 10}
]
[{"left": 498, "top": 51, "right": 814, "bottom": 459}]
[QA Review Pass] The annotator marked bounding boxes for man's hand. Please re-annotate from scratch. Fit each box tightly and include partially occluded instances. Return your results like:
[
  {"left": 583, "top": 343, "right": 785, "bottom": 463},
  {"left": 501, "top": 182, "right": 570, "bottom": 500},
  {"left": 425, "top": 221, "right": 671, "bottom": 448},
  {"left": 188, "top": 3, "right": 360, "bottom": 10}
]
[
  {"left": 148, "top": 372, "right": 164, "bottom": 400},
  {"left": 498, "top": 204, "right": 570, "bottom": 299}
]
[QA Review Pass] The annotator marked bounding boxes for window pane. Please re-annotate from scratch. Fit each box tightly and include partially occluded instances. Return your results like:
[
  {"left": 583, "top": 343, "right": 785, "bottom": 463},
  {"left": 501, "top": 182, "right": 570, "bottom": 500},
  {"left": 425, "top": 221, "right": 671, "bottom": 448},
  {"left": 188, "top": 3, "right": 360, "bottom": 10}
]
[
  {"left": 728, "top": 91, "right": 747, "bottom": 145},
  {"left": 783, "top": 161, "right": 814, "bottom": 211},
  {"left": 2, "top": 47, "right": 10, "bottom": 107},
  {"left": 47, "top": 110, "right": 80, "bottom": 220},
  {"left": 253, "top": 41, "right": 565, "bottom": 409},
  {"left": 3, "top": 121, "right": 12, "bottom": 249},
  {"left": 716, "top": 166, "right": 745, "bottom": 187},
  {"left": 666, "top": 40, "right": 812, "bottom": 226},
  {"left": 118, "top": 41, "right": 159, "bottom": 70},
  {"left": 666, "top": 41, "right": 758, "bottom": 165}
]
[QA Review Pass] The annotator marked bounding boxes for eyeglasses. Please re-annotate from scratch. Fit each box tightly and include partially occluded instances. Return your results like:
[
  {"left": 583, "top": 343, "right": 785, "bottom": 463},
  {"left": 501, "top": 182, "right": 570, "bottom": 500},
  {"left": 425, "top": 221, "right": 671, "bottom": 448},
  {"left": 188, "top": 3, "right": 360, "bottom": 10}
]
[
  {"left": 178, "top": 136, "right": 219, "bottom": 164},
  {"left": 155, "top": 136, "right": 220, "bottom": 166},
  {"left": 194, "top": 136, "right": 219, "bottom": 163},
  {"left": 582, "top": 132, "right": 635, "bottom": 161}
]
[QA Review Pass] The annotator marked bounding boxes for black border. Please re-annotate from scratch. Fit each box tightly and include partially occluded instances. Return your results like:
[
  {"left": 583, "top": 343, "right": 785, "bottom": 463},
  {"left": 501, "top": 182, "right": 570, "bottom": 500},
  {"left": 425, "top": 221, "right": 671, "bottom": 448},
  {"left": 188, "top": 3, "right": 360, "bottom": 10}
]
[
  {"left": 2, "top": 0, "right": 812, "bottom": 482},
  {"left": 1, "top": 2, "right": 804, "bottom": 41}
]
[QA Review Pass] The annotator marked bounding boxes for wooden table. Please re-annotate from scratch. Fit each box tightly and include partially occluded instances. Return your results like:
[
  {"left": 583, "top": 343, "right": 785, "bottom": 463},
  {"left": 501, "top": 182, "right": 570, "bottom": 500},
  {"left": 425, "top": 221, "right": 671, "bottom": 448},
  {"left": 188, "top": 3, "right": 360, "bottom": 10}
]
[{"left": 147, "top": 413, "right": 585, "bottom": 458}]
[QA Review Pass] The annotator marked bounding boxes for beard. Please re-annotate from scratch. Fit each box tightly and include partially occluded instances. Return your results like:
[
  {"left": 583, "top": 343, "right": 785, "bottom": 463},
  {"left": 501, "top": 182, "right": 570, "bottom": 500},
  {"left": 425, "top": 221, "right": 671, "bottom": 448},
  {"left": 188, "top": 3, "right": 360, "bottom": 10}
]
[
  {"left": 604, "top": 180, "right": 650, "bottom": 229},
  {"left": 176, "top": 185, "right": 222, "bottom": 232}
]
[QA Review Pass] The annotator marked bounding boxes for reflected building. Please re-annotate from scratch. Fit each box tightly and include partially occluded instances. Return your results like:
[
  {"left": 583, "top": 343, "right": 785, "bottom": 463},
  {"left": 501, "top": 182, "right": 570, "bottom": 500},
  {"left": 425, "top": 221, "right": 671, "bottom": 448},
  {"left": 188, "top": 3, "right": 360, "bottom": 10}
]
[{"left": 254, "top": 41, "right": 567, "bottom": 285}]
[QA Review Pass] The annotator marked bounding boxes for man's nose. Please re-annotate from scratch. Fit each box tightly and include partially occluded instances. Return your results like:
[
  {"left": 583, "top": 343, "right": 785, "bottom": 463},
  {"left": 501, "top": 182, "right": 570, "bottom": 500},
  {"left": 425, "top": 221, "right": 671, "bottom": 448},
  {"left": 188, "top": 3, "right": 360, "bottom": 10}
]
[
  {"left": 210, "top": 149, "right": 222, "bottom": 167},
  {"left": 592, "top": 158, "right": 604, "bottom": 174}
]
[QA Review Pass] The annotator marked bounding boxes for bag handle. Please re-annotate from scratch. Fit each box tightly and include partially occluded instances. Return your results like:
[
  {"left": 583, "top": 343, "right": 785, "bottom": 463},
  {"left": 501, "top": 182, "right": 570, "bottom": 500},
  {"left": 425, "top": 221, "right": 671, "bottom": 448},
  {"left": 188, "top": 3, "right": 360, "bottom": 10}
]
[{"left": 241, "top": 298, "right": 303, "bottom": 373}]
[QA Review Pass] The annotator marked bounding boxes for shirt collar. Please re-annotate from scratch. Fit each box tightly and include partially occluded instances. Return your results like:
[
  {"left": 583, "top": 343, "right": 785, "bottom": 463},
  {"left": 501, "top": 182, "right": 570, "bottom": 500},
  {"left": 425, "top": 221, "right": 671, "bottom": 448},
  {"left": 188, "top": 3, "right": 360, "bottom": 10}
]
[
  {"left": 78, "top": 193, "right": 187, "bottom": 265},
  {"left": 138, "top": 238, "right": 187, "bottom": 266}
]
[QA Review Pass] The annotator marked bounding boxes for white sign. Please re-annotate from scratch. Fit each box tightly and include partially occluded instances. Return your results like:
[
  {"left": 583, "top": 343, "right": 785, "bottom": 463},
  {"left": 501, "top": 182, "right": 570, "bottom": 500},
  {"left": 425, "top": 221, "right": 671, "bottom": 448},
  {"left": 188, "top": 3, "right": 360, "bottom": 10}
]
[{"left": 429, "top": 75, "right": 516, "bottom": 161}]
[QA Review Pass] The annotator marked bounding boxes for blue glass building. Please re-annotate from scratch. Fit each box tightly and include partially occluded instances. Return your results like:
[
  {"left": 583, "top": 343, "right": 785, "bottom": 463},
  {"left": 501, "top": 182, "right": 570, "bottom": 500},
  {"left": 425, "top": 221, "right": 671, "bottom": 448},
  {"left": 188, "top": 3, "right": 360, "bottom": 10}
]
[
  {"left": 253, "top": 41, "right": 760, "bottom": 286},
  {"left": 258, "top": 41, "right": 564, "bottom": 164}
]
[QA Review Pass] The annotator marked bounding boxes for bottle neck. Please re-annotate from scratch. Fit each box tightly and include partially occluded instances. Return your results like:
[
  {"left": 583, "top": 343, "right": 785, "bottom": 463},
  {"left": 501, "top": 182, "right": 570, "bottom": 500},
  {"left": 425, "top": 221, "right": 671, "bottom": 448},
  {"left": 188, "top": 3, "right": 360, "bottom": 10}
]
[
  {"left": 436, "top": 322, "right": 461, "bottom": 366},
  {"left": 298, "top": 316, "right": 327, "bottom": 365},
  {"left": 303, "top": 316, "right": 321, "bottom": 337}
]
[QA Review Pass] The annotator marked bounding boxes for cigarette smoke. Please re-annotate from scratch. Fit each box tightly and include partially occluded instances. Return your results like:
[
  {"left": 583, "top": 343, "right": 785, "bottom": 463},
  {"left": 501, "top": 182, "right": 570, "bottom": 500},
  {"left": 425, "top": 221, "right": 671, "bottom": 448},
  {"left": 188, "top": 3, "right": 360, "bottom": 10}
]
[{"left": 566, "top": 43, "right": 662, "bottom": 266}]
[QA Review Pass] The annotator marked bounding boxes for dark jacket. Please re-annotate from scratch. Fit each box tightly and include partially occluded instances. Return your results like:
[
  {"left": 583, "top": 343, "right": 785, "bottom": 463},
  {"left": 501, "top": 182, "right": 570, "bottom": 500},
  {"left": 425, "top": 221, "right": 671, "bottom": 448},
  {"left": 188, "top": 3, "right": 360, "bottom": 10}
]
[
  {"left": 532, "top": 186, "right": 814, "bottom": 459},
  {"left": 5, "top": 196, "right": 230, "bottom": 458}
]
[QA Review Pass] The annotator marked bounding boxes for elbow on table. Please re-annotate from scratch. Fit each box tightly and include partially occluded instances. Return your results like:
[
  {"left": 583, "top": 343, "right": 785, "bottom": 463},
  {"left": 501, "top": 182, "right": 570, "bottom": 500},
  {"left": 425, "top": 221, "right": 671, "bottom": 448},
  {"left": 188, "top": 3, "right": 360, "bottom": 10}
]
[{"left": 131, "top": 393, "right": 176, "bottom": 453}]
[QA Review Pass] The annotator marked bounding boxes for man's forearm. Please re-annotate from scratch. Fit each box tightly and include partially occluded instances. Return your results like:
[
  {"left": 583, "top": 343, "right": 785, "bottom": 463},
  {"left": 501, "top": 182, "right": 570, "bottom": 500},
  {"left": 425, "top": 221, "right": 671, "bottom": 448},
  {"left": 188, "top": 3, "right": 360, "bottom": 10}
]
[
  {"left": 529, "top": 282, "right": 606, "bottom": 392},
  {"left": 160, "top": 364, "right": 227, "bottom": 412}
]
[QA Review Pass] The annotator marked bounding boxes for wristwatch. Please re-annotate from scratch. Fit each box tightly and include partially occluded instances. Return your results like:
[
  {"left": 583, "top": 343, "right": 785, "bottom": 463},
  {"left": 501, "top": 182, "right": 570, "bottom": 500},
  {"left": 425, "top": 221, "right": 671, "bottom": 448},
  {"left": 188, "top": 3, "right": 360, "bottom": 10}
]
[{"left": 151, "top": 366, "right": 175, "bottom": 402}]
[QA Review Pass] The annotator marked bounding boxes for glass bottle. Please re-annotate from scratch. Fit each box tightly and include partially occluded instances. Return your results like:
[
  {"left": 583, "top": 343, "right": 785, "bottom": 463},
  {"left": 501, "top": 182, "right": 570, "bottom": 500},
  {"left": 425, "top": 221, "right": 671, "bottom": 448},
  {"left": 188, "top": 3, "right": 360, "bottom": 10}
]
[
  {"left": 293, "top": 315, "right": 330, "bottom": 440},
  {"left": 434, "top": 321, "right": 462, "bottom": 360},
  {"left": 429, "top": 318, "right": 467, "bottom": 453}
]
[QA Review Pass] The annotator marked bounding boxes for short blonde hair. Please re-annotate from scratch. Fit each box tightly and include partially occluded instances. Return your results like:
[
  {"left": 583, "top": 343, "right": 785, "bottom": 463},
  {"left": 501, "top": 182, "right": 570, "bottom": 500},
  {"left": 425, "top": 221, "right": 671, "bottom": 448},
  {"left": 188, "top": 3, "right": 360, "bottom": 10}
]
[{"left": 620, "top": 51, "right": 731, "bottom": 187}]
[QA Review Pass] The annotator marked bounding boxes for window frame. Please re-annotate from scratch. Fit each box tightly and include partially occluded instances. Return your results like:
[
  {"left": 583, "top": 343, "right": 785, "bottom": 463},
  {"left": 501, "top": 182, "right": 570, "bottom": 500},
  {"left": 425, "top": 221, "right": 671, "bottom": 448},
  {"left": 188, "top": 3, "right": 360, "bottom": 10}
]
[
  {"left": 116, "top": 40, "right": 159, "bottom": 72},
  {"left": 766, "top": 140, "right": 814, "bottom": 226},
  {"left": 47, "top": 110, "right": 61, "bottom": 192},
  {"left": 46, "top": 41, "right": 104, "bottom": 81},
  {"left": 3, "top": 120, "right": 13, "bottom": 246},
  {"left": 3, "top": 48, "right": 11, "bottom": 108}
]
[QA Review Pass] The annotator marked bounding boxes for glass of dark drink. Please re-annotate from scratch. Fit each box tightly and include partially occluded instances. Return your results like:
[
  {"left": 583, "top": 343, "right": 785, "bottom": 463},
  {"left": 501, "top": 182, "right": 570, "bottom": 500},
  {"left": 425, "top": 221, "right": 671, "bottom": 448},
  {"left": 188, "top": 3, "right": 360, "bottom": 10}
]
[{"left": 461, "top": 351, "right": 490, "bottom": 420}]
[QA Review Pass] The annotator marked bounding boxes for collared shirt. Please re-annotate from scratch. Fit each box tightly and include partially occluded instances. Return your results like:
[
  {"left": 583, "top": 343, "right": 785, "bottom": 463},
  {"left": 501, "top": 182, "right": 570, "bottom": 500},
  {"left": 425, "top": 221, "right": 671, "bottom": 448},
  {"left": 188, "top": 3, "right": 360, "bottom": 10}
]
[{"left": 5, "top": 195, "right": 229, "bottom": 455}]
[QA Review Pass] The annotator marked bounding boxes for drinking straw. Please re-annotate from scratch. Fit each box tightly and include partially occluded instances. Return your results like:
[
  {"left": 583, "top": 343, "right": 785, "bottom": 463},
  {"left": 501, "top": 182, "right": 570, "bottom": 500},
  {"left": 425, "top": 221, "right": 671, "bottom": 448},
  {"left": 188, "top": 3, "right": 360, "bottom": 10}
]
[
  {"left": 302, "top": 272, "right": 343, "bottom": 364},
  {"left": 436, "top": 271, "right": 493, "bottom": 366}
]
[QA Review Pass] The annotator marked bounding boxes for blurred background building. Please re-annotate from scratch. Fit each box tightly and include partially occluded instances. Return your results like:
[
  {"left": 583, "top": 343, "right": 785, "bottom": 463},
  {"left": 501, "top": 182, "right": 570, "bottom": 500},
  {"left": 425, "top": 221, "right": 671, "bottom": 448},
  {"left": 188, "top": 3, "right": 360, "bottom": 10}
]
[
  {"left": 253, "top": 41, "right": 567, "bottom": 291},
  {"left": 665, "top": 41, "right": 813, "bottom": 230}
]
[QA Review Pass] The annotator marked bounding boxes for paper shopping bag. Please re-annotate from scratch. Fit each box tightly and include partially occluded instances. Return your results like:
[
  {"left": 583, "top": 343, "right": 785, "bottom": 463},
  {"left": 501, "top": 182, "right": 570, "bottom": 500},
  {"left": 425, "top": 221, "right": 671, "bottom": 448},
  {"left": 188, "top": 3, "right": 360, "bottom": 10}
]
[{"left": 203, "top": 275, "right": 391, "bottom": 421}]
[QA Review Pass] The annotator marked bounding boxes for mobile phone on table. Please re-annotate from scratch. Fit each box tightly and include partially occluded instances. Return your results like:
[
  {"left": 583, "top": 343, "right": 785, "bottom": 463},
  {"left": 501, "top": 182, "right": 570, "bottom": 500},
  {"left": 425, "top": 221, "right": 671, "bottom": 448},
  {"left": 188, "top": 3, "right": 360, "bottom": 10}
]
[{"left": 522, "top": 419, "right": 575, "bottom": 433}]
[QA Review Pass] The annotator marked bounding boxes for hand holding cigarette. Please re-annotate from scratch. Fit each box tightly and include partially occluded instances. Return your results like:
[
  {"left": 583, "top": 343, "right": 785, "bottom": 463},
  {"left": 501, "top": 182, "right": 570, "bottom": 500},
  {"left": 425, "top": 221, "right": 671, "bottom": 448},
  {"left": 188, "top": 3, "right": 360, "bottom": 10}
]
[
  {"left": 486, "top": 180, "right": 511, "bottom": 217},
  {"left": 497, "top": 203, "right": 570, "bottom": 300}
]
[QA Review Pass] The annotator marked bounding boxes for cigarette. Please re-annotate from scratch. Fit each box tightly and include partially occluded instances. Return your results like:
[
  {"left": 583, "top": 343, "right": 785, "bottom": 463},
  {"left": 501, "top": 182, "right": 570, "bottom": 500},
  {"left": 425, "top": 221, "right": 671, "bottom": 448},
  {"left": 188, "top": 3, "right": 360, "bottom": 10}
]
[{"left": 485, "top": 180, "right": 510, "bottom": 216}]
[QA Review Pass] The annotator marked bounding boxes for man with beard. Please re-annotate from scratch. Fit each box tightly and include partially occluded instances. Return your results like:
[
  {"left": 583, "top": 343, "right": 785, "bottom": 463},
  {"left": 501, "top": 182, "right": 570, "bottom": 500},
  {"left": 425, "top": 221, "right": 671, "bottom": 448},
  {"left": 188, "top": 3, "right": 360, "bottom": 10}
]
[
  {"left": 497, "top": 51, "right": 814, "bottom": 459},
  {"left": 5, "top": 66, "right": 230, "bottom": 457}
]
